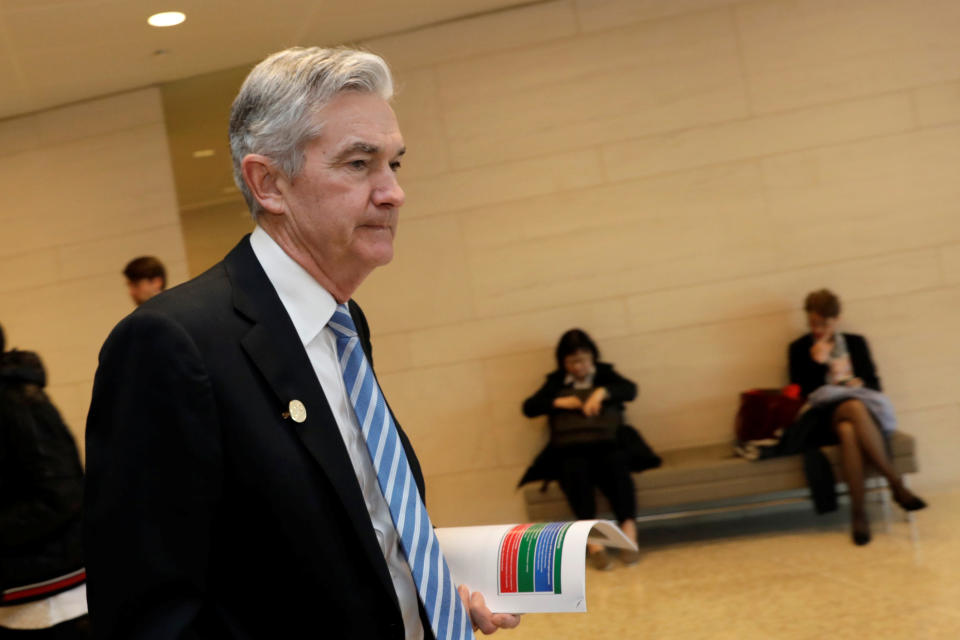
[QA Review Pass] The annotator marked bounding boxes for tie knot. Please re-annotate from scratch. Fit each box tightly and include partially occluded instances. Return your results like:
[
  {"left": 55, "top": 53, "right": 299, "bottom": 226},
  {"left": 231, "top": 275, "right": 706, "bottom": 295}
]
[{"left": 328, "top": 303, "right": 358, "bottom": 339}]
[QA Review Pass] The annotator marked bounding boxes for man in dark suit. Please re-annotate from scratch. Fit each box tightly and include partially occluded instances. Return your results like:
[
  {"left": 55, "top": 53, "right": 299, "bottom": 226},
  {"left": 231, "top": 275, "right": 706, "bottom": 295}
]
[{"left": 83, "top": 47, "right": 520, "bottom": 639}]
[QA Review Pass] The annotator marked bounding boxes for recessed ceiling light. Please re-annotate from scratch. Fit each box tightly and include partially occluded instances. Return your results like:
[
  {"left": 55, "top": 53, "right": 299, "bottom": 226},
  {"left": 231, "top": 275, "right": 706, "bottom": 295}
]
[
  {"left": 148, "top": 11, "right": 186, "bottom": 27},
  {"left": 192, "top": 149, "right": 215, "bottom": 158}
]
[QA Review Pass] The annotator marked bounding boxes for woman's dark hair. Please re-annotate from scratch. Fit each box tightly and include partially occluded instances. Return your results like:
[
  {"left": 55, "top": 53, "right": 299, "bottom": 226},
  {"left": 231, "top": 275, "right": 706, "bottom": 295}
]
[
  {"left": 0, "top": 322, "right": 5, "bottom": 353},
  {"left": 804, "top": 289, "right": 841, "bottom": 318},
  {"left": 555, "top": 329, "right": 599, "bottom": 370}
]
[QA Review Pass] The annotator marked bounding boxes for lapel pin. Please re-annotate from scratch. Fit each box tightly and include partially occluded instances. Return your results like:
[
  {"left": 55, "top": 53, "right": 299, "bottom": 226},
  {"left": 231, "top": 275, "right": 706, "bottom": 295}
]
[{"left": 287, "top": 399, "right": 307, "bottom": 423}]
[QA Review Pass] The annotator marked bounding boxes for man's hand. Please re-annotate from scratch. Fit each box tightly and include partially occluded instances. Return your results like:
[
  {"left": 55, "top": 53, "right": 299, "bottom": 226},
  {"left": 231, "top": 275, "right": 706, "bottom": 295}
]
[
  {"left": 457, "top": 585, "right": 521, "bottom": 635},
  {"left": 553, "top": 395, "right": 583, "bottom": 411},
  {"left": 810, "top": 338, "right": 832, "bottom": 364},
  {"left": 581, "top": 387, "right": 607, "bottom": 417}
]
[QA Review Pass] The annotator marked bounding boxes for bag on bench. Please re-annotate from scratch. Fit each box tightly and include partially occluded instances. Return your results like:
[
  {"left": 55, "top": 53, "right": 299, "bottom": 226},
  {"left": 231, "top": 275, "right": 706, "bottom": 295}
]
[{"left": 734, "top": 385, "right": 804, "bottom": 443}]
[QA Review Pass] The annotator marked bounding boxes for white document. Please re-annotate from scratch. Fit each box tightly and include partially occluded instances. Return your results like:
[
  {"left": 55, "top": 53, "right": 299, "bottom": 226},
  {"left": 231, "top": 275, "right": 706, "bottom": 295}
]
[{"left": 434, "top": 520, "right": 635, "bottom": 614}]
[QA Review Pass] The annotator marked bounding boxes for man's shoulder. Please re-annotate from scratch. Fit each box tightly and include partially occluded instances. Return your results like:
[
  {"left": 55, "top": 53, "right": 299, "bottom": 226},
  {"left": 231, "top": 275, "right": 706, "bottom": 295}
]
[
  {"left": 789, "top": 333, "right": 813, "bottom": 350},
  {"left": 137, "top": 261, "right": 233, "bottom": 326},
  {"left": 105, "top": 252, "right": 246, "bottom": 359}
]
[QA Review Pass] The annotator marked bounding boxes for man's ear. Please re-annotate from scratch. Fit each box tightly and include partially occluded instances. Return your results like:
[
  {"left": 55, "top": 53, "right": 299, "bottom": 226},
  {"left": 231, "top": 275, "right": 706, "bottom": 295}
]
[{"left": 241, "top": 154, "right": 286, "bottom": 215}]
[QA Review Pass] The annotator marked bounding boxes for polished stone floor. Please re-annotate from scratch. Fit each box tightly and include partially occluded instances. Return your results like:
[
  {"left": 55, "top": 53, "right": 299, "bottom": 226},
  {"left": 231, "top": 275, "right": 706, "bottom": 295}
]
[{"left": 506, "top": 486, "right": 960, "bottom": 640}]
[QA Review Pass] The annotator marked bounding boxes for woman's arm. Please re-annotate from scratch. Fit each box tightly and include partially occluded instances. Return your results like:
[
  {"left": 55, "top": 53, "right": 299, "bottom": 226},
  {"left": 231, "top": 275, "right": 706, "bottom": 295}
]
[
  {"left": 522, "top": 373, "right": 564, "bottom": 417},
  {"left": 848, "top": 334, "right": 881, "bottom": 391},
  {"left": 788, "top": 336, "right": 829, "bottom": 397},
  {"left": 594, "top": 364, "right": 637, "bottom": 404}
]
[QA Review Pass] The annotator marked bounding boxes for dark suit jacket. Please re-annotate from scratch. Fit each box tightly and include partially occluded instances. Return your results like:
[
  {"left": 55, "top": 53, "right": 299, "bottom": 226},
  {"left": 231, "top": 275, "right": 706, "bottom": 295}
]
[
  {"left": 84, "top": 236, "right": 428, "bottom": 639},
  {"left": 787, "top": 332, "right": 881, "bottom": 397}
]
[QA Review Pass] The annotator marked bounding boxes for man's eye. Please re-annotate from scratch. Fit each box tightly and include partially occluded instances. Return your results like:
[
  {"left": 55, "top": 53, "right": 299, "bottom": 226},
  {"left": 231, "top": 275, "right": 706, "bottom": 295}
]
[
  {"left": 390, "top": 160, "right": 402, "bottom": 172},
  {"left": 349, "top": 159, "right": 367, "bottom": 169}
]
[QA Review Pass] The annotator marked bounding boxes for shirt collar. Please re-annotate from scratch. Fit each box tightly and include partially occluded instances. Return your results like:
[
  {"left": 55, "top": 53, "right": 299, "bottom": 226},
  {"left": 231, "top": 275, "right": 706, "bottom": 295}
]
[
  {"left": 249, "top": 225, "right": 337, "bottom": 347},
  {"left": 564, "top": 365, "right": 596, "bottom": 387}
]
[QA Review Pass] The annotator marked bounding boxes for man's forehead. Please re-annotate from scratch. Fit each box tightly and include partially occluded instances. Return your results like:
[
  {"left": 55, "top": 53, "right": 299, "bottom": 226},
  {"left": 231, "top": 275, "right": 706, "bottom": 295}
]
[{"left": 313, "top": 92, "right": 403, "bottom": 143}]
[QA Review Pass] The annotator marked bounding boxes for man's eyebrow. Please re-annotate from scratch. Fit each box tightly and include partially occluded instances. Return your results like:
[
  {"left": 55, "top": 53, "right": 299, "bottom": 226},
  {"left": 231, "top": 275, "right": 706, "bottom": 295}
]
[
  {"left": 332, "top": 141, "right": 405, "bottom": 160},
  {"left": 335, "top": 141, "right": 379, "bottom": 158}
]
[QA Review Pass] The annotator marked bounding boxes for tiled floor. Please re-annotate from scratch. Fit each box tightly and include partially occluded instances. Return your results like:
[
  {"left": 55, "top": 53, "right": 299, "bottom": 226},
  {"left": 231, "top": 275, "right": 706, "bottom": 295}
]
[{"left": 506, "top": 486, "right": 960, "bottom": 639}]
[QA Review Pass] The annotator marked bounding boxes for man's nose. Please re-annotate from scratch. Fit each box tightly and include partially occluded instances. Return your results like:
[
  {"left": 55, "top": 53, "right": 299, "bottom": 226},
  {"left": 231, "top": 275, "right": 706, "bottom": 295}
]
[{"left": 374, "top": 170, "right": 405, "bottom": 208}]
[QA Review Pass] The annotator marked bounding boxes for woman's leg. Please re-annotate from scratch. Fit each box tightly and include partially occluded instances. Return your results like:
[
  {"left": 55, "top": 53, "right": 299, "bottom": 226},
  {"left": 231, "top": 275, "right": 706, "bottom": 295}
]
[
  {"left": 558, "top": 454, "right": 596, "bottom": 520},
  {"left": 593, "top": 447, "right": 640, "bottom": 563},
  {"left": 558, "top": 453, "right": 607, "bottom": 558},
  {"left": 833, "top": 399, "right": 925, "bottom": 509},
  {"left": 833, "top": 418, "right": 870, "bottom": 545}
]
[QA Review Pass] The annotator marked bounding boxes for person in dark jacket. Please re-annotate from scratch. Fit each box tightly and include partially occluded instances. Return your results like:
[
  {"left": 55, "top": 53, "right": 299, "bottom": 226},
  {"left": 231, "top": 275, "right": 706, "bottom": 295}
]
[
  {"left": 521, "top": 329, "right": 659, "bottom": 569},
  {"left": 787, "top": 290, "right": 926, "bottom": 546},
  {"left": 0, "top": 325, "right": 89, "bottom": 637}
]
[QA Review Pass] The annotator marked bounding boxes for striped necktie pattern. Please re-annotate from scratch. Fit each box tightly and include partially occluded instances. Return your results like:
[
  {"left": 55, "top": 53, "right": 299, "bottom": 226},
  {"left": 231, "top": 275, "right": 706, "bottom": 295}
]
[{"left": 328, "top": 303, "right": 473, "bottom": 640}]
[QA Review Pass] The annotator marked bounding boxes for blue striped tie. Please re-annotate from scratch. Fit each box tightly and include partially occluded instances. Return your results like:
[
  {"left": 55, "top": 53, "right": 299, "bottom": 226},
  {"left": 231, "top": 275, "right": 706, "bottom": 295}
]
[{"left": 328, "top": 303, "right": 474, "bottom": 640}]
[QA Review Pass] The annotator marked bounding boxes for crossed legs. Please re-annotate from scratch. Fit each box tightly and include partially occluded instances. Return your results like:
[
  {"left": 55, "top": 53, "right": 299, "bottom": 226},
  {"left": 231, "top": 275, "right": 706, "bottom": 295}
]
[{"left": 832, "top": 399, "right": 926, "bottom": 545}]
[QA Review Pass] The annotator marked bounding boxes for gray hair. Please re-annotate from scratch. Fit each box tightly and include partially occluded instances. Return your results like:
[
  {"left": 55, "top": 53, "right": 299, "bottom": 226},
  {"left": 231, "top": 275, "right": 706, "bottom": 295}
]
[{"left": 229, "top": 46, "right": 394, "bottom": 216}]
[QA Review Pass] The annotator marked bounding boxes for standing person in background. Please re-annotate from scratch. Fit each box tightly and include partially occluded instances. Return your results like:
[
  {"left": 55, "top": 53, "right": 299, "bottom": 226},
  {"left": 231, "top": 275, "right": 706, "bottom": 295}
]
[
  {"left": 521, "top": 329, "right": 659, "bottom": 570},
  {"left": 788, "top": 289, "right": 926, "bottom": 545},
  {"left": 85, "top": 47, "right": 519, "bottom": 639},
  {"left": 121, "top": 256, "right": 166, "bottom": 306},
  {"left": 0, "top": 324, "right": 89, "bottom": 638}
]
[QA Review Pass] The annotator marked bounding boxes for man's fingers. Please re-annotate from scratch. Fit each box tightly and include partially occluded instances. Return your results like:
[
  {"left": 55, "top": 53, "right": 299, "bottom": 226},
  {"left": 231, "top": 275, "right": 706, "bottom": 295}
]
[
  {"left": 491, "top": 613, "right": 522, "bottom": 629},
  {"left": 469, "top": 591, "right": 499, "bottom": 634},
  {"left": 458, "top": 586, "right": 523, "bottom": 634}
]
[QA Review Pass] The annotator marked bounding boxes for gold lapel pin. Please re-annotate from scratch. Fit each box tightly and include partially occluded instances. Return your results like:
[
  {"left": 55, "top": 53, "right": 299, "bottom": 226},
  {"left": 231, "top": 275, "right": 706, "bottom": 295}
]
[{"left": 284, "top": 399, "right": 307, "bottom": 423}]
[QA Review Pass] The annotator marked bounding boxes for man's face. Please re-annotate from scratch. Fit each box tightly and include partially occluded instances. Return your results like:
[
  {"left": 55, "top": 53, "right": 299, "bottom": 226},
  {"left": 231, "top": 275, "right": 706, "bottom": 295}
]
[
  {"left": 279, "top": 91, "right": 405, "bottom": 284},
  {"left": 127, "top": 277, "right": 164, "bottom": 306}
]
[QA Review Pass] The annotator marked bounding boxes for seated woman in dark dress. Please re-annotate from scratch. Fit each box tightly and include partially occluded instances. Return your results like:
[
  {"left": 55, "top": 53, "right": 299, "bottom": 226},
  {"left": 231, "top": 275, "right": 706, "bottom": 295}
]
[
  {"left": 522, "top": 329, "right": 643, "bottom": 569},
  {"left": 788, "top": 289, "right": 926, "bottom": 545}
]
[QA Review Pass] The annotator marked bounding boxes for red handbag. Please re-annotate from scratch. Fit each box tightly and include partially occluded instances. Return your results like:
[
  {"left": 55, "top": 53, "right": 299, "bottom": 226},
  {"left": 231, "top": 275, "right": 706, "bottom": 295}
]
[{"left": 734, "top": 384, "right": 804, "bottom": 442}]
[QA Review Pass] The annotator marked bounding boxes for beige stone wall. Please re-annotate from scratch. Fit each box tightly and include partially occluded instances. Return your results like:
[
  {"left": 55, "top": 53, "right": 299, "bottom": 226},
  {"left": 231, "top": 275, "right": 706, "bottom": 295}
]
[
  {"left": 0, "top": 89, "right": 187, "bottom": 457},
  {"left": 8, "top": 0, "right": 956, "bottom": 528},
  {"left": 350, "top": 0, "right": 960, "bottom": 525}
]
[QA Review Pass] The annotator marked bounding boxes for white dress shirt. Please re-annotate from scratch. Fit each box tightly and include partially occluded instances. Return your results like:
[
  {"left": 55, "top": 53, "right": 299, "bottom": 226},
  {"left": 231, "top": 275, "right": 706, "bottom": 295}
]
[{"left": 250, "top": 226, "right": 423, "bottom": 640}]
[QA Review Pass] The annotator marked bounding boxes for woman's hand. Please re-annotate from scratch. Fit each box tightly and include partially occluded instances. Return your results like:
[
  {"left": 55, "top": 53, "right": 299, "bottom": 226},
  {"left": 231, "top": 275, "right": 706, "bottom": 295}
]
[
  {"left": 553, "top": 395, "right": 583, "bottom": 411},
  {"left": 582, "top": 388, "right": 607, "bottom": 417},
  {"left": 845, "top": 377, "right": 864, "bottom": 388},
  {"left": 810, "top": 338, "right": 832, "bottom": 364}
]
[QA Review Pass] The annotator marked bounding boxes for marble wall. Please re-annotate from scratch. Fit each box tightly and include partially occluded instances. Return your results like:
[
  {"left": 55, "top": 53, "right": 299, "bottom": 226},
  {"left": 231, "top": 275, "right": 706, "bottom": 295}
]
[
  {"left": 352, "top": 0, "right": 960, "bottom": 524},
  {"left": 0, "top": 88, "right": 187, "bottom": 456}
]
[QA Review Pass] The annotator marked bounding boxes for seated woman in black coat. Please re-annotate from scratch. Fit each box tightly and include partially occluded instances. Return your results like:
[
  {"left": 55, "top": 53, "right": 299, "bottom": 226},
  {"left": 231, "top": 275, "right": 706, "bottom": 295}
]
[
  {"left": 788, "top": 289, "right": 926, "bottom": 546},
  {"left": 522, "top": 329, "right": 654, "bottom": 569}
]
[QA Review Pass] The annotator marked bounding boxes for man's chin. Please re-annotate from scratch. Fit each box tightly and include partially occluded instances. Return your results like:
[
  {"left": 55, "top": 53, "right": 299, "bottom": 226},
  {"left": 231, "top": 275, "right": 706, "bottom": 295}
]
[{"left": 360, "top": 244, "right": 395, "bottom": 267}]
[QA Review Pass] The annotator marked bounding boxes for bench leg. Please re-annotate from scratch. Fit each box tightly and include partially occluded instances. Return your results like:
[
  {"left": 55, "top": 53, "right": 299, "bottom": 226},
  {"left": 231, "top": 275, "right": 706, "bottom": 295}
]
[
  {"left": 902, "top": 475, "right": 920, "bottom": 545},
  {"left": 876, "top": 476, "right": 893, "bottom": 533}
]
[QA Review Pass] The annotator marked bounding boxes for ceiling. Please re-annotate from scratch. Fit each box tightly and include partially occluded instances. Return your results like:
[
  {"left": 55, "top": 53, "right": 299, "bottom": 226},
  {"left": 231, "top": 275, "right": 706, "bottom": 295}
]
[{"left": 0, "top": 0, "right": 534, "bottom": 121}]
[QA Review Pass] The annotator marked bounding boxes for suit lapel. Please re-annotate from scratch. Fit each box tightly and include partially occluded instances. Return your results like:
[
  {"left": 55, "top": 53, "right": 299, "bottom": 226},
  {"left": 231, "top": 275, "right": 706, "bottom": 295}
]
[{"left": 223, "top": 236, "right": 400, "bottom": 610}]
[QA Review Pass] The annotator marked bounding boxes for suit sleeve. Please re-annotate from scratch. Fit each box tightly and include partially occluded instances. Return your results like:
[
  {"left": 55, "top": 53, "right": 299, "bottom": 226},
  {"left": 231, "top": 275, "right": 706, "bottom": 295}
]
[{"left": 84, "top": 311, "right": 223, "bottom": 640}]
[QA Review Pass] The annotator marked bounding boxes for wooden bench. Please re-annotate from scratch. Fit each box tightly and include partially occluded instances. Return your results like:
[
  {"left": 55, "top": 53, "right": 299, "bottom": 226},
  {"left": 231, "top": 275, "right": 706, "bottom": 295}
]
[{"left": 523, "top": 431, "right": 918, "bottom": 524}]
